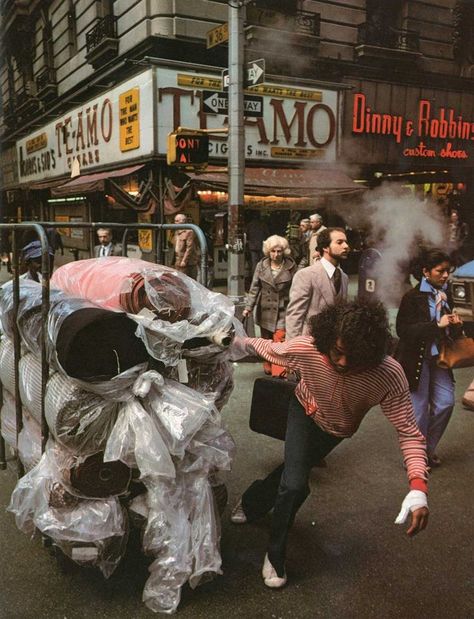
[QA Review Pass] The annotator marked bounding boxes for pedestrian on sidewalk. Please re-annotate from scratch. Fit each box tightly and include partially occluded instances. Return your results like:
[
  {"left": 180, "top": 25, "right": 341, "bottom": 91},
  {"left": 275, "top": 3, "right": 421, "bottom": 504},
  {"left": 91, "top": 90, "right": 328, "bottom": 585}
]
[
  {"left": 395, "top": 248, "right": 462, "bottom": 469},
  {"left": 285, "top": 227, "right": 349, "bottom": 339},
  {"left": 242, "top": 235, "right": 296, "bottom": 376},
  {"left": 230, "top": 300, "right": 429, "bottom": 589}
]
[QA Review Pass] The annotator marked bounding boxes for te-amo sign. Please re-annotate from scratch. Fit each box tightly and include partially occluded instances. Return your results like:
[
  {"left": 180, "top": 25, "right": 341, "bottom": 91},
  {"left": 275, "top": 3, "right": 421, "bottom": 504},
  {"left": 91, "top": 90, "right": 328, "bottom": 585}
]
[{"left": 351, "top": 93, "right": 474, "bottom": 160}]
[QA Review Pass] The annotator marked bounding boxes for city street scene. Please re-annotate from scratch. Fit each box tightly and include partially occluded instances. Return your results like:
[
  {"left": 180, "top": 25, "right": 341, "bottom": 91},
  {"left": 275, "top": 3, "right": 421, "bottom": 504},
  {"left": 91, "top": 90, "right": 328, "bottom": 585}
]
[{"left": 1, "top": 0, "right": 474, "bottom": 617}]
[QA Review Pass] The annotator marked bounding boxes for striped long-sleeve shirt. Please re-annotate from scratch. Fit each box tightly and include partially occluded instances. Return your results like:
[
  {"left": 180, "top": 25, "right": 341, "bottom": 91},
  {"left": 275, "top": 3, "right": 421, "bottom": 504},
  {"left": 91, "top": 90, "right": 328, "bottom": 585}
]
[{"left": 241, "top": 336, "right": 428, "bottom": 493}]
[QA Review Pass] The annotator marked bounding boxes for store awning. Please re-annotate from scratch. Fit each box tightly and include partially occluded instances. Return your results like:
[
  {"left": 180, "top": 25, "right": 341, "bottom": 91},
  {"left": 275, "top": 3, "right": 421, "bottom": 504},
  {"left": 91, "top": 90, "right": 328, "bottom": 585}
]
[
  {"left": 187, "top": 166, "right": 364, "bottom": 197},
  {"left": 50, "top": 164, "right": 145, "bottom": 198}
]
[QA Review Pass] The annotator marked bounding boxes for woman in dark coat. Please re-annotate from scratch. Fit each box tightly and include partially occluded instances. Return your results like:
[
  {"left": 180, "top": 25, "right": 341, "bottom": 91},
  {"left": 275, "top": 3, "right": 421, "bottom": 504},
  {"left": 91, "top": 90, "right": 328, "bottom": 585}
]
[
  {"left": 242, "top": 234, "right": 297, "bottom": 375},
  {"left": 395, "top": 248, "right": 462, "bottom": 468}
]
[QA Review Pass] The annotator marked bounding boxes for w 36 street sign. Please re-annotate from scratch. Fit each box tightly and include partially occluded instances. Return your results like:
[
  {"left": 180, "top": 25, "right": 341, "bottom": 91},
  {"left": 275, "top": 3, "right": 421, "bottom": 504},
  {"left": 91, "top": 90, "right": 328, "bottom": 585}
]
[{"left": 202, "top": 90, "right": 264, "bottom": 118}]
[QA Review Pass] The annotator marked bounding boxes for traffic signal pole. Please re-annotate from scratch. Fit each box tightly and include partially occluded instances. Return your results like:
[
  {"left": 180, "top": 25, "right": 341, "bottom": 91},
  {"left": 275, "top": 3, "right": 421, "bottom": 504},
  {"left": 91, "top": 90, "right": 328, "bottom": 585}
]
[{"left": 227, "top": 1, "right": 246, "bottom": 302}]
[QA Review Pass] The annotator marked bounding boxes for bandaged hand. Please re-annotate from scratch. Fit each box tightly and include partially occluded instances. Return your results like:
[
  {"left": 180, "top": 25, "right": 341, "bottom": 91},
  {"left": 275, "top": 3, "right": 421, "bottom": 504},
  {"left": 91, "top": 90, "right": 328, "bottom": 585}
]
[{"left": 395, "top": 490, "right": 429, "bottom": 535}]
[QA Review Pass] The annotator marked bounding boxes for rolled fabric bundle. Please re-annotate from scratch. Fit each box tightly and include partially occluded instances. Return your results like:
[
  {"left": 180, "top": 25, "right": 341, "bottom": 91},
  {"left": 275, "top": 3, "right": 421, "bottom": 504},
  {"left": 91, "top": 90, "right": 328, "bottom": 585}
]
[
  {"left": 1, "top": 389, "right": 17, "bottom": 446},
  {"left": 45, "top": 372, "right": 120, "bottom": 454},
  {"left": 54, "top": 307, "right": 148, "bottom": 381},
  {"left": 56, "top": 450, "right": 133, "bottom": 499},
  {"left": 1, "top": 389, "right": 42, "bottom": 462},
  {"left": 19, "top": 352, "right": 50, "bottom": 423},
  {"left": 119, "top": 270, "right": 191, "bottom": 322},
  {"left": 0, "top": 337, "right": 16, "bottom": 395},
  {"left": 52, "top": 257, "right": 191, "bottom": 322}
]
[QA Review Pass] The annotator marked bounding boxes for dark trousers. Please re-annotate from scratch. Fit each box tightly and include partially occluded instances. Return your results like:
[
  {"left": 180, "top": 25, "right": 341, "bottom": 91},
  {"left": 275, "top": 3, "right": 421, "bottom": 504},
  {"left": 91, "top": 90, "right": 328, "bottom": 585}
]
[{"left": 242, "top": 396, "right": 343, "bottom": 575}]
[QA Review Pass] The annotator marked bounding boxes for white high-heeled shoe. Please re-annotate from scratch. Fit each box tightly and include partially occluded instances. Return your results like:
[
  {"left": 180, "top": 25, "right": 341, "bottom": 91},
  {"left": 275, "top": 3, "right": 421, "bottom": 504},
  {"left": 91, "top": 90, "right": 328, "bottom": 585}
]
[{"left": 262, "top": 554, "right": 287, "bottom": 588}]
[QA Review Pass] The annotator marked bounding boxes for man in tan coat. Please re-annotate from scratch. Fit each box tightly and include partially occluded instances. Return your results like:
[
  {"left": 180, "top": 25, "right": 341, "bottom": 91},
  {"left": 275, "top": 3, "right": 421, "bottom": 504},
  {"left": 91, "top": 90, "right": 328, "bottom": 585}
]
[
  {"left": 173, "top": 213, "right": 200, "bottom": 279},
  {"left": 307, "top": 213, "right": 327, "bottom": 265},
  {"left": 285, "top": 227, "right": 350, "bottom": 339}
]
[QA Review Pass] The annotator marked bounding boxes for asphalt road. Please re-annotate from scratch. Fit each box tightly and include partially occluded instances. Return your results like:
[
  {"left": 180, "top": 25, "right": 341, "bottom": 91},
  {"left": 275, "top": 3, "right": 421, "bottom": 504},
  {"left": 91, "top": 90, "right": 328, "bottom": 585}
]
[{"left": 1, "top": 359, "right": 474, "bottom": 619}]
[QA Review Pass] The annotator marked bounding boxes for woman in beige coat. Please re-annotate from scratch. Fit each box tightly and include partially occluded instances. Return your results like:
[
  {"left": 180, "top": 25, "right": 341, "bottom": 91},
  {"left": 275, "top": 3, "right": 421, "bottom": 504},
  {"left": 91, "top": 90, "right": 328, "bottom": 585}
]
[{"left": 242, "top": 235, "right": 297, "bottom": 375}]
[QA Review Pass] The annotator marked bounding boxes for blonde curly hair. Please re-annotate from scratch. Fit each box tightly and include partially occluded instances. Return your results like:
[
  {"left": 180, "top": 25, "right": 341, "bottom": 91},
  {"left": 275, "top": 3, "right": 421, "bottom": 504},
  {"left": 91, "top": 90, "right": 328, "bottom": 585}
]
[{"left": 262, "top": 235, "right": 291, "bottom": 257}]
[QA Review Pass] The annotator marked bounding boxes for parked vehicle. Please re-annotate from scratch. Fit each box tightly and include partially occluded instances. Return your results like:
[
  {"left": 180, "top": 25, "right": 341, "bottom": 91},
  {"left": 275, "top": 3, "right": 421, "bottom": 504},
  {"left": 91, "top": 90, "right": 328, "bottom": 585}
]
[{"left": 449, "top": 260, "right": 474, "bottom": 336}]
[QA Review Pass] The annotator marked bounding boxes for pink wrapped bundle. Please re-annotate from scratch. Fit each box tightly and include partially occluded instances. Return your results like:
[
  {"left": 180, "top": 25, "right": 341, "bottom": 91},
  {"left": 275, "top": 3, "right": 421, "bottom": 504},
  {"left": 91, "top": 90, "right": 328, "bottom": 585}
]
[{"left": 51, "top": 257, "right": 191, "bottom": 322}]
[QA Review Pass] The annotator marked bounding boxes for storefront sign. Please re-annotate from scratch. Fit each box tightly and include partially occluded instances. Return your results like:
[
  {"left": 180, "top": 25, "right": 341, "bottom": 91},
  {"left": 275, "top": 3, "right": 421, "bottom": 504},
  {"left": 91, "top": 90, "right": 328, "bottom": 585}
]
[
  {"left": 352, "top": 92, "right": 474, "bottom": 160},
  {"left": 16, "top": 70, "right": 154, "bottom": 183},
  {"left": 159, "top": 69, "right": 338, "bottom": 163},
  {"left": 119, "top": 88, "right": 140, "bottom": 152}
]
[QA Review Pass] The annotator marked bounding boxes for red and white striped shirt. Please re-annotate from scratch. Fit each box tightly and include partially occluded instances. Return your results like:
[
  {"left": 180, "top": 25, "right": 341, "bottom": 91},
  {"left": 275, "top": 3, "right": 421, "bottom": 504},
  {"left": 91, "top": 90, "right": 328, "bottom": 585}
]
[{"left": 242, "top": 336, "right": 428, "bottom": 493}]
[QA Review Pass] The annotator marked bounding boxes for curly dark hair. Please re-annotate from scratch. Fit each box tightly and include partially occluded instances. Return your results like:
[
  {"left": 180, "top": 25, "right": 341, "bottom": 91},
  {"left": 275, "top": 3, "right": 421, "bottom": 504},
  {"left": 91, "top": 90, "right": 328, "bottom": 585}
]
[{"left": 309, "top": 300, "right": 392, "bottom": 368}]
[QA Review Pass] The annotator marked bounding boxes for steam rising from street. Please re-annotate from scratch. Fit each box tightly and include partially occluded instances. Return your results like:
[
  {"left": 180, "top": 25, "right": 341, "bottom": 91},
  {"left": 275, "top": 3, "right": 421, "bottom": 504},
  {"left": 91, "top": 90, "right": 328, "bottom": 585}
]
[{"left": 336, "top": 183, "right": 447, "bottom": 307}]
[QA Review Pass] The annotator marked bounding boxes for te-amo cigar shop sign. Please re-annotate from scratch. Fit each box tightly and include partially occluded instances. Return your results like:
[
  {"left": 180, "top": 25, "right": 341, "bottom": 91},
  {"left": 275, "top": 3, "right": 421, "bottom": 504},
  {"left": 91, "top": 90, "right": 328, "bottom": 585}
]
[
  {"left": 16, "top": 70, "right": 154, "bottom": 183},
  {"left": 352, "top": 93, "right": 473, "bottom": 160}
]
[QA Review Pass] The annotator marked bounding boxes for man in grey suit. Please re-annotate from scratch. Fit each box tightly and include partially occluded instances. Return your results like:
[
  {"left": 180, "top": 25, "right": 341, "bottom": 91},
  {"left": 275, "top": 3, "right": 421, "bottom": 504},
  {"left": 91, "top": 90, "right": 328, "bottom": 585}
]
[
  {"left": 285, "top": 227, "right": 350, "bottom": 339},
  {"left": 94, "top": 227, "right": 122, "bottom": 257}
]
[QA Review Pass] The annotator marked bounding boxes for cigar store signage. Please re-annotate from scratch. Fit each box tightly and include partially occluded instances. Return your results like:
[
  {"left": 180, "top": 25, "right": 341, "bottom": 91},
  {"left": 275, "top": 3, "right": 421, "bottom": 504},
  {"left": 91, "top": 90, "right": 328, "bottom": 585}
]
[
  {"left": 16, "top": 71, "right": 154, "bottom": 182},
  {"left": 352, "top": 93, "right": 473, "bottom": 160},
  {"left": 157, "top": 69, "right": 339, "bottom": 163}
]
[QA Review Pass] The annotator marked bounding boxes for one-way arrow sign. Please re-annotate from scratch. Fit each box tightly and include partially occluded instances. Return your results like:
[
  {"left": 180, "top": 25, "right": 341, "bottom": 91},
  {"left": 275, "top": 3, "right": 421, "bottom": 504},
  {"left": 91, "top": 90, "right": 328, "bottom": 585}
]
[
  {"left": 222, "top": 58, "right": 265, "bottom": 90},
  {"left": 202, "top": 90, "right": 264, "bottom": 117}
]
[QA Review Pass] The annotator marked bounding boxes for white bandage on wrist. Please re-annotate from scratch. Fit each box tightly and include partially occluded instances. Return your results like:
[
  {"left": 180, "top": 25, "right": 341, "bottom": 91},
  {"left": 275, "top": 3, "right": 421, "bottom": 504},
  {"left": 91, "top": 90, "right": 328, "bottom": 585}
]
[{"left": 394, "top": 490, "right": 428, "bottom": 524}]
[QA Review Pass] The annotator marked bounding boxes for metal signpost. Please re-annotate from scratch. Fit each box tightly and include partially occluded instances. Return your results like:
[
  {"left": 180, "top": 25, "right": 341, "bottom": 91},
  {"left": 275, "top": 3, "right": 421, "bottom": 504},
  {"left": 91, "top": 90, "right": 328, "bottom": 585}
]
[{"left": 227, "top": 2, "right": 246, "bottom": 302}]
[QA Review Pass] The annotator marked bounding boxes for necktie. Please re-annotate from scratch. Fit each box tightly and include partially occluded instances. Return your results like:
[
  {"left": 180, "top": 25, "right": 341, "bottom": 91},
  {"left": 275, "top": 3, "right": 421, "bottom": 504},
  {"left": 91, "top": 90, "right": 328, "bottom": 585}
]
[
  {"left": 101, "top": 246, "right": 106, "bottom": 257},
  {"left": 333, "top": 268, "right": 341, "bottom": 294},
  {"left": 435, "top": 290, "right": 447, "bottom": 321}
]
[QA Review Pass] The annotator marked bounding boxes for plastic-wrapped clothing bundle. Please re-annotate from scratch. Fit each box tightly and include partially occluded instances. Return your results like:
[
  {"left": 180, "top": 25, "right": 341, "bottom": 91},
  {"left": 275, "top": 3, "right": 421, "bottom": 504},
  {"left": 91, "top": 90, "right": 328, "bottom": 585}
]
[
  {"left": 0, "top": 279, "right": 48, "bottom": 344},
  {"left": 1, "top": 261, "right": 237, "bottom": 613},
  {"left": 48, "top": 441, "right": 132, "bottom": 499},
  {"left": 167, "top": 352, "right": 234, "bottom": 411},
  {"left": 19, "top": 352, "right": 54, "bottom": 423},
  {"left": 0, "top": 281, "right": 148, "bottom": 382},
  {"left": 45, "top": 372, "right": 120, "bottom": 455},
  {"left": 0, "top": 336, "right": 16, "bottom": 394},
  {"left": 51, "top": 258, "right": 192, "bottom": 320},
  {"left": 8, "top": 448, "right": 128, "bottom": 578},
  {"left": 1, "top": 389, "right": 42, "bottom": 470},
  {"left": 141, "top": 376, "right": 219, "bottom": 458},
  {"left": 51, "top": 257, "right": 236, "bottom": 367}
]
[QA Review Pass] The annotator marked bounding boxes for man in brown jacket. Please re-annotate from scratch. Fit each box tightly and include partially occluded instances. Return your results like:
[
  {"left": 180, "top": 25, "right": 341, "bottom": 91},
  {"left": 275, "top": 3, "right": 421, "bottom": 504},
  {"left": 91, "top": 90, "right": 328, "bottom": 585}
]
[
  {"left": 285, "top": 228, "right": 350, "bottom": 339},
  {"left": 173, "top": 213, "right": 200, "bottom": 279}
]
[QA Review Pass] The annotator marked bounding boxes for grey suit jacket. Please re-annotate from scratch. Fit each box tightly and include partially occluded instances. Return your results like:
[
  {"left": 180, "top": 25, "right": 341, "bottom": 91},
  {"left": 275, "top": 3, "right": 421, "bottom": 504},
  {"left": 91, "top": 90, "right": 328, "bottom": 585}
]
[
  {"left": 94, "top": 243, "right": 122, "bottom": 258},
  {"left": 285, "top": 260, "right": 348, "bottom": 339}
]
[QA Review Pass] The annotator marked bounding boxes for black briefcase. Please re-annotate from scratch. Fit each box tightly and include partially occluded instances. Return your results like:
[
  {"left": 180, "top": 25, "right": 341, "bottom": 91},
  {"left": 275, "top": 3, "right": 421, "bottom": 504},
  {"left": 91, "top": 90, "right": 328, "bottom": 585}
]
[{"left": 249, "top": 376, "right": 296, "bottom": 441}]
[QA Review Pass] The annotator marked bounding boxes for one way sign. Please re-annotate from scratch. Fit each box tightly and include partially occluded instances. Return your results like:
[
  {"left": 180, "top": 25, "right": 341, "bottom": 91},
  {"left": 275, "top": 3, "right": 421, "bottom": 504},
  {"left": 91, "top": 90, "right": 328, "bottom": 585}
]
[
  {"left": 202, "top": 90, "right": 264, "bottom": 117},
  {"left": 222, "top": 58, "right": 265, "bottom": 90}
]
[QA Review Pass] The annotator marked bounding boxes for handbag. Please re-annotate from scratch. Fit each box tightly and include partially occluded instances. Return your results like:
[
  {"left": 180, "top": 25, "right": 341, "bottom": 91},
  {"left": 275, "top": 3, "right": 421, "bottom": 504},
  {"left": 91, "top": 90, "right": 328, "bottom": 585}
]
[
  {"left": 437, "top": 334, "right": 474, "bottom": 369},
  {"left": 249, "top": 376, "right": 297, "bottom": 441}
]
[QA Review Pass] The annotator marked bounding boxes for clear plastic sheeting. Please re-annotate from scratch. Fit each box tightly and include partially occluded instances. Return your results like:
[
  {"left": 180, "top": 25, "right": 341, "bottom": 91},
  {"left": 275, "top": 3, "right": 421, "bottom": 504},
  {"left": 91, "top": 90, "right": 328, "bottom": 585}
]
[
  {"left": 19, "top": 353, "right": 53, "bottom": 423},
  {"left": 1, "top": 257, "right": 238, "bottom": 614},
  {"left": 0, "top": 336, "right": 17, "bottom": 394},
  {"left": 142, "top": 377, "right": 218, "bottom": 458},
  {"left": 1, "top": 388, "right": 42, "bottom": 469},
  {"left": 51, "top": 257, "right": 236, "bottom": 367},
  {"left": 8, "top": 448, "right": 128, "bottom": 578},
  {"left": 45, "top": 372, "right": 120, "bottom": 455}
]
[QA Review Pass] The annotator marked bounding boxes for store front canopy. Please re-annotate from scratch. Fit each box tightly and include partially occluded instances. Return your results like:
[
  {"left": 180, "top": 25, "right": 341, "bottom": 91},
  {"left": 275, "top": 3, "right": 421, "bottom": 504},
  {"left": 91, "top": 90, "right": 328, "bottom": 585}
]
[
  {"left": 50, "top": 164, "right": 144, "bottom": 197},
  {"left": 187, "top": 166, "right": 365, "bottom": 198}
]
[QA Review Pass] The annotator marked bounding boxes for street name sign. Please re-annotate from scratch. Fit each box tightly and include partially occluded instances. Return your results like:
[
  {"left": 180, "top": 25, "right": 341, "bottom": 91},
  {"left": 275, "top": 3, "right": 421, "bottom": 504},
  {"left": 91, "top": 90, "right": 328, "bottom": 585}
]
[
  {"left": 206, "top": 23, "right": 229, "bottom": 49},
  {"left": 222, "top": 59, "right": 265, "bottom": 90},
  {"left": 202, "top": 90, "right": 264, "bottom": 118}
]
